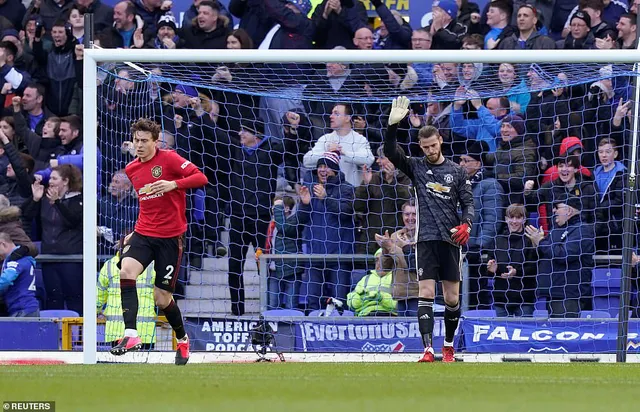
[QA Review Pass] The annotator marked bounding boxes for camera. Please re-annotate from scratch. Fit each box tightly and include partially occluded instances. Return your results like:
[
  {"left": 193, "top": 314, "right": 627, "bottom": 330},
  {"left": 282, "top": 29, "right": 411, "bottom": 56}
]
[{"left": 250, "top": 316, "right": 285, "bottom": 362}]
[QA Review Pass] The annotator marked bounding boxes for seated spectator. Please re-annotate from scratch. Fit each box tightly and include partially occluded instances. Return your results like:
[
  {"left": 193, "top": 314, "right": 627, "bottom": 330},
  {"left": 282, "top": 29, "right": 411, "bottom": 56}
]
[
  {"left": 498, "top": 63, "right": 530, "bottom": 114},
  {"left": 97, "top": 237, "right": 156, "bottom": 350},
  {"left": 484, "top": 0, "right": 515, "bottom": 49},
  {"left": 451, "top": 89, "right": 510, "bottom": 152},
  {"left": 134, "top": 14, "right": 185, "bottom": 49},
  {"left": 370, "top": 0, "right": 412, "bottom": 50},
  {"left": 35, "top": 115, "right": 84, "bottom": 182},
  {"left": 267, "top": 194, "right": 310, "bottom": 310},
  {"left": 541, "top": 136, "right": 592, "bottom": 185},
  {"left": 389, "top": 200, "right": 418, "bottom": 316},
  {"left": 616, "top": 13, "right": 637, "bottom": 49},
  {"left": 0, "top": 231, "right": 39, "bottom": 317},
  {"left": 303, "top": 103, "right": 374, "bottom": 187},
  {"left": 594, "top": 137, "right": 625, "bottom": 251},
  {"left": 0, "top": 40, "right": 31, "bottom": 96},
  {"left": 98, "top": 170, "right": 139, "bottom": 256},
  {"left": 526, "top": 196, "right": 595, "bottom": 318},
  {"left": 487, "top": 204, "right": 537, "bottom": 317},
  {"left": 559, "top": 10, "right": 596, "bottom": 48},
  {"left": 498, "top": 4, "right": 556, "bottom": 49},
  {"left": 493, "top": 114, "right": 537, "bottom": 204},
  {"left": 299, "top": 152, "right": 355, "bottom": 311},
  {"left": 429, "top": 0, "right": 467, "bottom": 49},
  {"left": 0, "top": 194, "right": 37, "bottom": 258},
  {"left": 182, "top": 0, "right": 231, "bottom": 49},
  {"left": 354, "top": 147, "right": 411, "bottom": 255},
  {"left": 23, "top": 164, "right": 83, "bottom": 315},
  {"left": 24, "top": 0, "right": 73, "bottom": 32},
  {"left": 311, "top": 0, "right": 367, "bottom": 50},
  {"left": 347, "top": 247, "right": 398, "bottom": 317},
  {"left": 0, "top": 126, "right": 34, "bottom": 213},
  {"left": 75, "top": 0, "right": 114, "bottom": 34},
  {"left": 525, "top": 155, "right": 599, "bottom": 232},
  {"left": 460, "top": 140, "right": 505, "bottom": 309},
  {"left": 33, "top": 19, "right": 81, "bottom": 116}
]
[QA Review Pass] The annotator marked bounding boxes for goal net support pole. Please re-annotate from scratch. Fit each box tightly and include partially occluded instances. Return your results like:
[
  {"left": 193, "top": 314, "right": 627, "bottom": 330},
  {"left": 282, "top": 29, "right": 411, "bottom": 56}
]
[{"left": 82, "top": 48, "right": 640, "bottom": 364}]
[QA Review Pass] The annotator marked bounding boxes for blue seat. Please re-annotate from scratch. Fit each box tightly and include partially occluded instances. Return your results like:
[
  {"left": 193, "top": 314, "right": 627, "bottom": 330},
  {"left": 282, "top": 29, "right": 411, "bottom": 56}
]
[
  {"left": 533, "top": 309, "right": 549, "bottom": 318},
  {"left": 308, "top": 309, "right": 340, "bottom": 317},
  {"left": 40, "top": 310, "right": 80, "bottom": 318},
  {"left": 580, "top": 310, "right": 612, "bottom": 319},
  {"left": 341, "top": 310, "right": 355, "bottom": 316},
  {"left": 464, "top": 310, "right": 496, "bottom": 318},
  {"left": 592, "top": 268, "right": 622, "bottom": 294},
  {"left": 593, "top": 296, "right": 621, "bottom": 317},
  {"left": 261, "top": 309, "right": 304, "bottom": 317}
]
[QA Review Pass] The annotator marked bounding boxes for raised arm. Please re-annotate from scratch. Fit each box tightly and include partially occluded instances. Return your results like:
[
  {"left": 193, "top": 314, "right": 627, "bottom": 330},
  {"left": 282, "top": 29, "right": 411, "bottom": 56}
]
[{"left": 383, "top": 96, "right": 414, "bottom": 180}]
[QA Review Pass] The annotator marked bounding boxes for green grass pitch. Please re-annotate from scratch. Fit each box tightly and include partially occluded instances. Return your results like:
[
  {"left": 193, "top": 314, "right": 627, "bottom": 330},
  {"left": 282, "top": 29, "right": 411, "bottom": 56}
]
[{"left": 0, "top": 363, "right": 639, "bottom": 411}]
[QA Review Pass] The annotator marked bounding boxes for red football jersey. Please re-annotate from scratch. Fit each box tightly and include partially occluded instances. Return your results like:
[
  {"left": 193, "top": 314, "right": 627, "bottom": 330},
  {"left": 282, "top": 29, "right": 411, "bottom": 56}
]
[{"left": 126, "top": 149, "right": 208, "bottom": 238}]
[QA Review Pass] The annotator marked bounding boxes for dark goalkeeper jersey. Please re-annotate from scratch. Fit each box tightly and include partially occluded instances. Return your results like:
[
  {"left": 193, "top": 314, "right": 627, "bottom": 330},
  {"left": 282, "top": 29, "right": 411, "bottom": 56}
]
[
  {"left": 384, "top": 124, "right": 474, "bottom": 244},
  {"left": 126, "top": 149, "right": 208, "bottom": 238}
]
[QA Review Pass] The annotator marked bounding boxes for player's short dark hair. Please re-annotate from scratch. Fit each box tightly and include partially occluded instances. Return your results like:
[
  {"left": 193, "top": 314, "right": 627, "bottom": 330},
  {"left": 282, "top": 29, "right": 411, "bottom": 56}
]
[
  {"left": 418, "top": 125, "right": 440, "bottom": 140},
  {"left": 505, "top": 203, "right": 526, "bottom": 219},
  {"left": 0, "top": 41, "right": 17, "bottom": 60},
  {"left": 61, "top": 115, "right": 82, "bottom": 132},
  {"left": 53, "top": 164, "right": 83, "bottom": 192},
  {"left": 131, "top": 118, "right": 161, "bottom": 141},
  {"left": 333, "top": 102, "right": 353, "bottom": 116}
]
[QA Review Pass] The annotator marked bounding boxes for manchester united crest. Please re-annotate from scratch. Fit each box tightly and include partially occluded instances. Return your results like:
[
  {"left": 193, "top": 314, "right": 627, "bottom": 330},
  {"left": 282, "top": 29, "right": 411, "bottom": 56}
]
[{"left": 151, "top": 166, "right": 162, "bottom": 178}]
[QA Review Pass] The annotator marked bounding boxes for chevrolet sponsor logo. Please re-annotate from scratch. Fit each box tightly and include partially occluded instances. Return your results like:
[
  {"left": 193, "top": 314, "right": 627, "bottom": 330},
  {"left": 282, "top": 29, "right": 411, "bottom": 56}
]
[
  {"left": 426, "top": 182, "right": 451, "bottom": 193},
  {"left": 138, "top": 184, "right": 152, "bottom": 195}
]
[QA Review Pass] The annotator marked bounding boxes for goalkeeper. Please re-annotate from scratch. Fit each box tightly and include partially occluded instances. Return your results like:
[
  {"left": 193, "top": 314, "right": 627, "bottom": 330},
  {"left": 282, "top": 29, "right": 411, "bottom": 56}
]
[{"left": 383, "top": 96, "right": 474, "bottom": 363}]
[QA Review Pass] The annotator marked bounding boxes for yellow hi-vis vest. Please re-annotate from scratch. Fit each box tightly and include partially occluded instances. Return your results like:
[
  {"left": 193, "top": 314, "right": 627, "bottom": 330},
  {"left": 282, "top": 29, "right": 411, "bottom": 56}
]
[{"left": 97, "top": 255, "right": 157, "bottom": 344}]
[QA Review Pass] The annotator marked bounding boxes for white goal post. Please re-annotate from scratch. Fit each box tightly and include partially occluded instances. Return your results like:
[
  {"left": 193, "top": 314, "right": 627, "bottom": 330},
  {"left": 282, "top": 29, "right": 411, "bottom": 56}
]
[{"left": 82, "top": 48, "right": 640, "bottom": 365}]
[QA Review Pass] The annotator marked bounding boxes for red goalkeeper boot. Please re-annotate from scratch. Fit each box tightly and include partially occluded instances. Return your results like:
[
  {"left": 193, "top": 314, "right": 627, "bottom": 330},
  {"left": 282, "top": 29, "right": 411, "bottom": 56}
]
[
  {"left": 442, "top": 346, "right": 456, "bottom": 363},
  {"left": 175, "top": 336, "right": 190, "bottom": 366},
  {"left": 418, "top": 347, "right": 435, "bottom": 363},
  {"left": 110, "top": 336, "right": 142, "bottom": 356}
]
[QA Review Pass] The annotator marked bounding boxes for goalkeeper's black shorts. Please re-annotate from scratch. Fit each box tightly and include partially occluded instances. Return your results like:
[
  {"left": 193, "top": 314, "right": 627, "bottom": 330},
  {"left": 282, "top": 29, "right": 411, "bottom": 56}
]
[{"left": 416, "top": 241, "right": 462, "bottom": 283}]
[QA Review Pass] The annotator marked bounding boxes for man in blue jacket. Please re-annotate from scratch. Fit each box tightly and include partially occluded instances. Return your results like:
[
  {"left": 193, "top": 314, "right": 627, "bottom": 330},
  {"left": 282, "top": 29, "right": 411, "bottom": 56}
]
[
  {"left": 300, "top": 151, "right": 355, "bottom": 311},
  {"left": 526, "top": 195, "right": 595, "bottom": 318}
]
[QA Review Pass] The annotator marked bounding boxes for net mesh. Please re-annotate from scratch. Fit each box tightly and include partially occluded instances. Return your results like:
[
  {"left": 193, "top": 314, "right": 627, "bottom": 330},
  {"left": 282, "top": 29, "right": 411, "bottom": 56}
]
[{"left": 93, "top": 59, "right": 640, "bottom": 357}]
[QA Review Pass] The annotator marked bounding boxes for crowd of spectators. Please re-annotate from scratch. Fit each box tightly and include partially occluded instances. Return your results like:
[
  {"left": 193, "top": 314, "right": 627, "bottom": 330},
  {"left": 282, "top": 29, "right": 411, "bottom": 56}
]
[{"left": 0, "top": 0, "right": 639, "bottom": 319}]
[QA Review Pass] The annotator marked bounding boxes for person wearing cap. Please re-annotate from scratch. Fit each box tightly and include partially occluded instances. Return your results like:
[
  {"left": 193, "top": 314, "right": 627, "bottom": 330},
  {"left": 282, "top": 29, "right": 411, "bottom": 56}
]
[
  {"left": 559, "top": 10, "right": 596, "bottom": 48},
  {"left": 562, "top": 0, "right": 619, "bottom": 42},
  {"left": 429, "top": 0, "right": 468, "bottom": 49},
  {"left": 183, "top": 0, "right": 232, "bottom": 49},
  {"left": 493, "top": 113, "right": 537, "bottom": 204},
  {"left": 498, "top": 4, "right": 555, "bottom": 49},
  {"left": 524, "top": 155, "right": 599, "bottom": 233},
  {"left": 134, "top": 14, "right": 185, "bottom": 49},
  {"left": 303, "top": 102, "right": 374, "bottom": 187},
  {"left": 460, "top": 140, "right": 505, "bottom": 309},
  {"left": 299, "top": 151, "right": 355, "bottom": 312},
  {"left": 541, "top": 136, "right": 593, "bottom": 185},
  {"left": 225, "top": 119, "right": 284, "bottom": 315},
  {"left": 354, "top": 146, "right": 412, "bottom": 256},
  {"left": 526, "top": 195, "right": 595, "bottom": 318}
]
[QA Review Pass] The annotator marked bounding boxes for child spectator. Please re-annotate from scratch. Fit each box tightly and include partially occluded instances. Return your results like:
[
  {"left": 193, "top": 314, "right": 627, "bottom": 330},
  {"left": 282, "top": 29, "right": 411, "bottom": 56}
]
[{"left": 594, "top": 137, "right": 625, "bottom": 252}]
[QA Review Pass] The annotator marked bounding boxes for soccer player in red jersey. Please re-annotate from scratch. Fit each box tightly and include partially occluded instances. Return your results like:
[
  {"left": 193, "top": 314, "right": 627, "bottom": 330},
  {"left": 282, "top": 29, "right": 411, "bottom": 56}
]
[{"left": 110, "top": 119, "right": 208, "bottom": 365}]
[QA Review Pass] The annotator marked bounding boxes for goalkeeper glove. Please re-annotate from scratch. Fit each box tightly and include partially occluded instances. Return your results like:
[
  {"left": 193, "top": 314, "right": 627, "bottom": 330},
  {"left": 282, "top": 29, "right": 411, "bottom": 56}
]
[
  {"left": 388, "top": 96, "right": 410, "bottom": 125},
  {"left": 450, "top": 219, "right": 472, "bottom": 246}
]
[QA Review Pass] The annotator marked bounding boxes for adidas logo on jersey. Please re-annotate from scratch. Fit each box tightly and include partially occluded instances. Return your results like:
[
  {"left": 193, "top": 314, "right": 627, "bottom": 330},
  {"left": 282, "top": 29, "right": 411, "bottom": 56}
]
[
  {"left": 162, "top": 280, "right": 169, "bottom": 285},
  {"left": 419, "top": 313, "right": 430, "bottom": 320}
]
